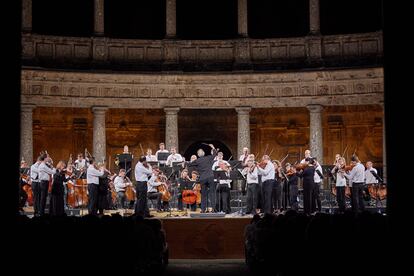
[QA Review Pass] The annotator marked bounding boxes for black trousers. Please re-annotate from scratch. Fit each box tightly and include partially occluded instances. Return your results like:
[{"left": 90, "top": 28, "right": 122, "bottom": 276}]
[
  {"left": 312, "top": 182, "right": 322, "bottom": 212},
  {"left": 261, "top": 179, "right": 275, "bottom": 214},
  {"left": 87, "top": 184, "right": 99, "bottom": 216},
  {"left": 246, "top": 183, "right": 258, "bottom": 214},
  {"left": 272, "top": 181, "right": 282, "bottom": 211},
  {"left": 336, "top": 186, "right": 346, "bottom": 213},
  {"left": 148, "top": 192, "right": 162, "bottom": 210},
  {"left": 216, "top": 184, "right": 231, "bottom": 213},
  {"left": 200, "top": 177, "right": 216, "bottom": 212},
  {"left": 135, "top": 181, "right": 149, "bottom": 216},
  {"left": 39, "top": 180, "right": 49, "bottom": 216},
  {"left": 303, "top": 181, "right": 313, "bottom": 215},
  {"left": 351, "top": 182, "right": 365, "bottom": 212},
  {"left": 19, "top": 182, "right": 28, "bottom": 208},
  {"left": 289, "top": 184, "right": 299, "bottom": 211},
  {"left": 32, "top": 181, "right": 40, "bottom": 215}
]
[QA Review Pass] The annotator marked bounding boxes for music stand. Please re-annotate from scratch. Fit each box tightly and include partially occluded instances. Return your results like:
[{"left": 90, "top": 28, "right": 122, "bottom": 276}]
[
  {"left": 147, "top": 161, "right": 159, "bottom": 169},
  {"left": 117, "top": 153, "right": 133, "bottom": 177},
  {"left": 157, "top": 152, "right": 169, "bottom": 167},
  {"left": 172, "top": 161, "right": 184, "bottom": 180},
  {"left": 213, "top": 170, "right": 230, "bottom": 214}
]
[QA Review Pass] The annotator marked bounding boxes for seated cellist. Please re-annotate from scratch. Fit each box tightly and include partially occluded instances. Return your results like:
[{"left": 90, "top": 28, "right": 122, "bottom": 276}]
[{"left": 177, "top": 169, "right": 197, "bottom": 211}]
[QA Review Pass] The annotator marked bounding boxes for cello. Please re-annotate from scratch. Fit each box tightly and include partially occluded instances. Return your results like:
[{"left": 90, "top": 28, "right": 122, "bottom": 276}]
[{"left": 156, "top": 172, "right": 171, "bottom": 202}]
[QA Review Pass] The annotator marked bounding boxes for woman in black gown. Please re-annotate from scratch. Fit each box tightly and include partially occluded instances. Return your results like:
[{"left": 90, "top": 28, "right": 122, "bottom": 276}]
[{"left": 50, "top": 161, "right": 68, "bottom": 216}]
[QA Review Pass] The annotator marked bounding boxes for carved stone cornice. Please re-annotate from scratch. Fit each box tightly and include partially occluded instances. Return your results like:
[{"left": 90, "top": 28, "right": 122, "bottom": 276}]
[{"left": 21, "top": 67, "right": 383, "bottom": 108}]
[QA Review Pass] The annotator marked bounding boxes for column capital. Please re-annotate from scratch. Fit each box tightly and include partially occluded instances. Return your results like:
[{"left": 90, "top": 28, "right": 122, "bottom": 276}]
[
  {"left": 92, "top": 106, "right": 108, "bottom": 113},
  {"left": 21, "top": 103, "right": 36, "bottom": 112},
  {"left": 235, "top": 106, "right": 251, "bottom": 114},
  {"left": 164, "top": 107, "right": 180, "bottom": 114},
  {"left": 306, "top": 104, "right": 323, "bottom": 113}
]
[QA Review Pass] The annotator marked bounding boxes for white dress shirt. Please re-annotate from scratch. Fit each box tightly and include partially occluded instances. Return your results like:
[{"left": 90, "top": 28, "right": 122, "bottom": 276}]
[
  {"left": 166, "top": 153, "right": 183, "bottom": 166},
  {"left": 30, "top": 162, "right": 41, "bottom": 182},
  {"left": 331, "top": 167, "right": 346, "bottom": 187},
  {"left": 242, "top": 166, "right": 259, "bottom": 184},
  {"left": 87, "top": 164, "right": 104, "bottom": 185},
  {"left": 365, "top": 168, "right": 378, "bottom": 184},
  {"left": 134, "top": 162, "right": 152, "bottom": 182},
  {"left": 74, "top": 159, "right": 87, "bottom": 170},
  {"left": 38, "top": 162, "right": 56, "bottom": 181},
  {"left": 114, "top": 176, "right": 128, "bottom": 192},
  {"left": 257, "top": 162, "right": 275, "bottom": 182},
  {"left": 345, "top": 162, "right": 365, "bottom": 183},
  {"left": 147, "top": 175, "right": 162, "bottom": 193}
]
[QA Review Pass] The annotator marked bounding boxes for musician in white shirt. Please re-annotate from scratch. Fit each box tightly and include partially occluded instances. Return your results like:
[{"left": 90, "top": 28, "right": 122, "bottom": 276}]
[
  {"left": 74, "top": 153, "right": 88, "bottom": 179},
  {"left": 38, "top": 153, "right": 56, "bottom": 216},
  {"left": 215, "top": 160, "right": 232, "bottom": 213},
  {"left": 30, "top": 156, "right": 42, "bottom": 216},
  {"left": 134, "top": 156, "right": 153, "bottom": 217},
  {"left": 86, "top": 158, "right": 105, "bottom": 215},
  {"left": 155, "top": 142, "right": 169, "bottom": 165},
  {"left": 114, "top": 169, "right": 132, "bottom": 208},
  {"left": 300, "top": 149, "right": 312, "bottom": 164},
  {"left": 166, "top": 147, "right": 183, "bottom": 167},
  {"left": 242, "top": 159, "right": 259, "bottom": 214},
  {"left": 239, "top": 147, "right": 250, "bottom": 166},
  {"left": 145, "top": 148, "right": 157, "bottom": 162},
  {"left": 256, "top": 155, "right": 275, "bottom": 214},
  {"left": 345, "top": 155, "right": 366, "bottom": 212}
]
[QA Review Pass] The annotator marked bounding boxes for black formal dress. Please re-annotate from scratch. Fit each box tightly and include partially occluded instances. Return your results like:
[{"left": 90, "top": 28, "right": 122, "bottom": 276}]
[
  {"left": 50, "top": 170, "right": 66, "bottom": 216},
  {"left": 298, "top": 166, "right": 315, "bottom": 215}
]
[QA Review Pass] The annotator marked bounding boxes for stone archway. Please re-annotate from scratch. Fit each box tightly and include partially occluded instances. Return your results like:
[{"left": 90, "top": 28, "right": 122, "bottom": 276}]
[{"left": 183, "top": 140, "right": 232, "bottom": 161}]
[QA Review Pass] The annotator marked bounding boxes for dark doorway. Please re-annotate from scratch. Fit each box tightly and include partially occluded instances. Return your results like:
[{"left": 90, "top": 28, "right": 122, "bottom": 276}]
[{"left": 183, "top": 140, "right": 232, "bottom": 161}]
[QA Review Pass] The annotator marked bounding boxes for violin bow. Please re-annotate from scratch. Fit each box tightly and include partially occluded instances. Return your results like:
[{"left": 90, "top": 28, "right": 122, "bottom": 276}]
[
  {"left": 139, "top": 143, "right": 145, "bottom": 156},
  {"left": 280, "top": 153, "right": 289, "bottom": 164},
  {"left": 263, "top": 144, "right": 269, "bottom": 156},
  {"left": 268, "top": 148, "right": 274, "bottom": 159}
]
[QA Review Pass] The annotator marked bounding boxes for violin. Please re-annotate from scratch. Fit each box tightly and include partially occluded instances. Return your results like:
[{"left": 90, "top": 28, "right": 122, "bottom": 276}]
[
  {"left": 286, "top": 168, "right": 296, "bottom": 176},
  {"left": 294, "top": 163, "right": 308, "bottom": 171},
  {"left": 257, "top": 160, "right": 267, "bottom": 169},
  {"left": 343, "top": 163, "right": 355, "bottom": 171}
]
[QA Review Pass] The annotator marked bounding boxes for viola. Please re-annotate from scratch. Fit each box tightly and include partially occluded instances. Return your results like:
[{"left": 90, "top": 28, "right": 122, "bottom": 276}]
[
  {"left": 257, "top": 160, "right": 267, "bottom": 169},
  {"left": 286, "top": 168, "right": 296, "bottom": 176},
  {"left": 295, "top": 163, "right": 308, "bottom": 171}
]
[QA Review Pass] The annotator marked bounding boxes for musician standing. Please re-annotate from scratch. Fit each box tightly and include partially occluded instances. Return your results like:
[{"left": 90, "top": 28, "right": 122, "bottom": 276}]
[
  {"left": 272, "top": 160, "right": 283, "bottom": 213},
  {"left": 19, "top": 160, "right": 30, "bottom": 211},
  {"left": 345, "top": 155, "right": 366, "bottom": 212},
  {"left": 285, "top": 163, "right": 299, "bottom": 211},
  {"left": 215, "top": 160, "right": 232, "bottom": 214},
  {"left": 38, "top": 153, "right": 56, "bottom": 216},
  {"left": 256, "top": 155, "right": 275, "bottom": 215},
  {"left": 312, "top": 157, "right": 324, "bottom": 213},
  {"left": 297, "top": 158, "right": 315, "bottom": 215},
  {"left": 30, "top": 156, "right": 42, "bottom": 216},
  {"left": 145, "top": 148, "right": 157, "bottom": 162},
  {"left": 188, "top": 144, "right": 217, "bottom": 213},
  {"left": 86, "top": 158, "right": 105, "bottom": 216},
  {"left": 117, "top": 145, "right": 133, "bottom": 178},
  {"left": 331, "top": 157, "right": 346, "bottom": 213},
  {"left": 364, "top": 161, "right": 379, "bottom": 205},
  {"left": 49, "top": 161, "right": 68, "bottom": 216},
  {"left": 155, "top": 143, "right": 169, "bottom": 166},
  {"left": 134, "top": 156, "right": 153, "bottom": 217},
  {"left": 242, "top": 159, "right": 259, "bottom": 214},
  {"left": 74, "top": 153, "right": 88, "bottom": 179},
  {"left": 300, "top": 149, "right": 312, "bottom": 164}
]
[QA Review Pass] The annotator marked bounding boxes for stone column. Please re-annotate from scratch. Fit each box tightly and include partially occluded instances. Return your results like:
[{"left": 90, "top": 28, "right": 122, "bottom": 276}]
[
  {"left": 22, "top": 0, "right": 32, "bottom": 33},
  {"left": 307, "top": 104, "right": 323, "bottom": 164},
  {"left": 164, "top": 107, "right": 180, "bottom": 151},
  {"left": 238, "top": 0, "right": 248, "bottom": 37},
  {"left": 94, "top": 0, "right": 104, "bottom": 36},
  {"left": 20, "top": 104, "right": 36, "bottom": 163},
  {"left": 236, "top": 107, "right": 251, "bottom": 158},
  {"left": 166, "top": 0, "right": 176, "bottom": 38},
  {"left": 309, "top": 0, "right": 320, "bottom": 35},
  {"left": 92, "top": 106, "right": 108, "bottom": 163}
]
